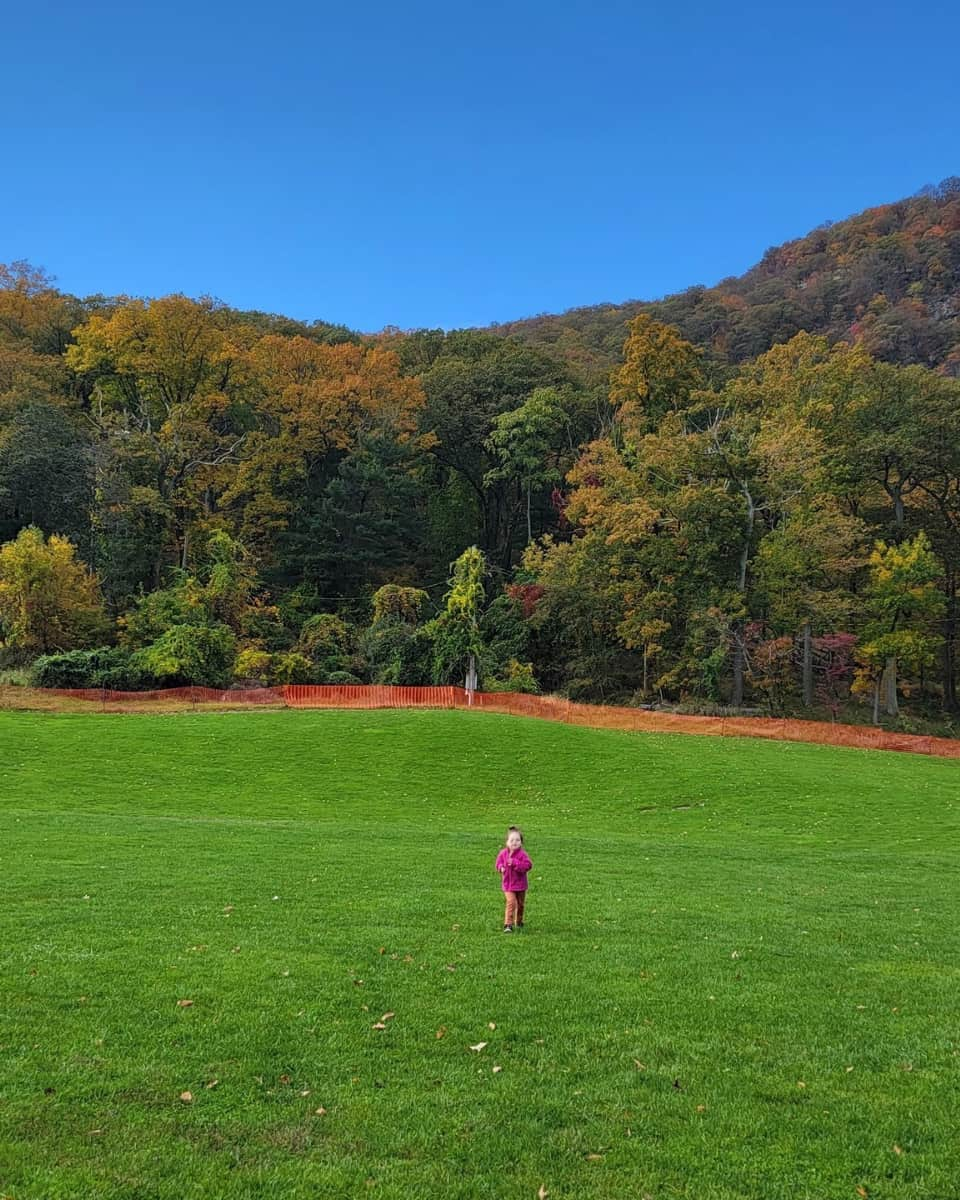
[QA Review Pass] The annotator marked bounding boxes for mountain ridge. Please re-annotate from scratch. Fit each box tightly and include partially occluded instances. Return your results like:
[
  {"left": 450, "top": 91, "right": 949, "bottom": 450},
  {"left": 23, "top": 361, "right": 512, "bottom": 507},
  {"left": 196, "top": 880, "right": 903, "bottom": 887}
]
[{"left": 486, "top": 177, "right": 960, "bottom": 378}]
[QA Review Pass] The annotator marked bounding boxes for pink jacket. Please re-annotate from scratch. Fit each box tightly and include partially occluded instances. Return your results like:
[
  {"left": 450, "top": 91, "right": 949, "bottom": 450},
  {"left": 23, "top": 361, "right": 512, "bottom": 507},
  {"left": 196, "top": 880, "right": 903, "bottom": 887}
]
[{"left": 496, "top": 847, "right": 532, "bottom": 892}]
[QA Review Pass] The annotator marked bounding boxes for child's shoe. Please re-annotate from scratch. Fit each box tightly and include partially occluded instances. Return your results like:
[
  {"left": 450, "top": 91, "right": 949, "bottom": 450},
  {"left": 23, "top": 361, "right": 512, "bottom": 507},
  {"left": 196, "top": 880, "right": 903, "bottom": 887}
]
[{"left": 503, "top": 925, "right": 513, "bottom": 933}]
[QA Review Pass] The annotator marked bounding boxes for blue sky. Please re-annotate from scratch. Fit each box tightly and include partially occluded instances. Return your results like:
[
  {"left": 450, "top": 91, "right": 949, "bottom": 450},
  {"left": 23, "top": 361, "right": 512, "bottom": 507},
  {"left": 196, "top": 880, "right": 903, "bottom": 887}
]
[{"left": 2, "top": 0, "right": 957, "bottom": 331}]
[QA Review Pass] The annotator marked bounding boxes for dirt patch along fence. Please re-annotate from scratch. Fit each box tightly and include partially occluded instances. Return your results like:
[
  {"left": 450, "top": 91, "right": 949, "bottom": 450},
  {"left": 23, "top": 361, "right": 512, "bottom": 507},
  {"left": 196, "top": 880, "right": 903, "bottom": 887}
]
[
  {"left": 45, "top": 685, "right": 285, "bottom": 705},
  {"left": 25, "top": 684, "right": 960, "bottom": 759}
]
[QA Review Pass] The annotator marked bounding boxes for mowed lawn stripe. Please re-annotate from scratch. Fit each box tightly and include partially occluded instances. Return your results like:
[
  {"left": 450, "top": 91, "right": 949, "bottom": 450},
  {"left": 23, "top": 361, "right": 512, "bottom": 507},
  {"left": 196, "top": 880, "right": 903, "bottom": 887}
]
[{"left": 1, "top": 710, "right": 957, "bottom": 1199}]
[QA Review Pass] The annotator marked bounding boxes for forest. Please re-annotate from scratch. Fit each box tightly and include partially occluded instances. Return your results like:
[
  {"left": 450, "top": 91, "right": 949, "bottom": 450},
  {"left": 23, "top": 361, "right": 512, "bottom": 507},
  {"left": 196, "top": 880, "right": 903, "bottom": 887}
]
[{"left": 2, "top": 179, "right": 960, "bottom": 727}]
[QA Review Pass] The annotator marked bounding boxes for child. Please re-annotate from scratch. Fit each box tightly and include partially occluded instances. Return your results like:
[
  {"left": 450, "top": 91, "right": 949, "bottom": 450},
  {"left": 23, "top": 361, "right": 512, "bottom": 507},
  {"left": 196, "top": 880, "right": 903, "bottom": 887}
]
[{"left": 495, "top": 826, "right": 532, "bottom": 933}]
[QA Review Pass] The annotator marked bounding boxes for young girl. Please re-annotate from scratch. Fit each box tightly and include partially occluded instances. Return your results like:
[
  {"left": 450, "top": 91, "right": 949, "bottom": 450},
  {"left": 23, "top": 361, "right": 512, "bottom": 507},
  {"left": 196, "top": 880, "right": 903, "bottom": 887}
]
[{"left": 495, "top": 826, "right": 532, "bottom": 933}]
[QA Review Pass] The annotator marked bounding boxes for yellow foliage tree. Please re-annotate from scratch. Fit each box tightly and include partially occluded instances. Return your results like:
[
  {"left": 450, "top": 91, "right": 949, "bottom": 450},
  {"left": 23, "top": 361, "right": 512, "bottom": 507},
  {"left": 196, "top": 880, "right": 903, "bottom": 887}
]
[
  {"left": 223, "top": 336, "right": 427, "bottom": 554},
  {"left": 0, "top": 526, "right": 109, "bottom": 654},
  {"left": 609, "top": 314, "right": 703, "bottom": 442}
]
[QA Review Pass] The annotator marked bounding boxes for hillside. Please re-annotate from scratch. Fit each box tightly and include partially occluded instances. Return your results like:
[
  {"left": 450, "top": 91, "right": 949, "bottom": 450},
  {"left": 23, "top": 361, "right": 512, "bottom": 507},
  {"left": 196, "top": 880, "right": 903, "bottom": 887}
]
[
  {"left": 4, "top": 179, "right": 960, "bottom": 722},
  {"left": 490, "top": 178, "right": 960, "bottom": 379}
]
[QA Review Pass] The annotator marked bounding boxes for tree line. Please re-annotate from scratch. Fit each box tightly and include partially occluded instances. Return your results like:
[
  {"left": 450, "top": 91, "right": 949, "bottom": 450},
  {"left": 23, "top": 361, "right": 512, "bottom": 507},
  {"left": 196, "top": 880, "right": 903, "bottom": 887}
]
[{"left": 1, "top": 260, "right": 959, "bottom": 725}]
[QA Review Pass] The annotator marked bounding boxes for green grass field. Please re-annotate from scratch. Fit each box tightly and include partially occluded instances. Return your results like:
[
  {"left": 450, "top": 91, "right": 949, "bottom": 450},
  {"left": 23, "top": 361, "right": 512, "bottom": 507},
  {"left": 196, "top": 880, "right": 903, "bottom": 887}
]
[{"left": 1, "top": 709, "right": 958, "bottom": 1200}]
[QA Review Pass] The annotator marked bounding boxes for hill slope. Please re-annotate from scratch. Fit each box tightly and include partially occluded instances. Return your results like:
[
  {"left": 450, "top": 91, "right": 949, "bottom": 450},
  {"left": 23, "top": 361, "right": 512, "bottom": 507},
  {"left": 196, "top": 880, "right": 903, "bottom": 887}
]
[{"left": 491, "top": 178, "right": 960, "bottom": 378}]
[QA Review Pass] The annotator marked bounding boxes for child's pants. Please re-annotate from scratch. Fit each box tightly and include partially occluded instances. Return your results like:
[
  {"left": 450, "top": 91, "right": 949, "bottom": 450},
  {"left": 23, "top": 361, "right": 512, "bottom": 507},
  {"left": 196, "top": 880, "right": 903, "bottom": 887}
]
[{"left": 504, "top": 891, "right": 526, "bottom": 927}]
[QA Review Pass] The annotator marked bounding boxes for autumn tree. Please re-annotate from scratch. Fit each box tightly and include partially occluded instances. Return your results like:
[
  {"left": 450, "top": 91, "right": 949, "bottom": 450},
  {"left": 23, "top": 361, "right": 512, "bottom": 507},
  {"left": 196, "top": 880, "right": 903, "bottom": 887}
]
[
  {"left": 522, "top": 531, "right": 640, "bottom": 700},
  {"left": 0, "top": 262, "right": 79, "bottom": 411},
  {"left": 485, "top": 387, "right": 573, "bottom": 543},
  {"left": 223, "top": 336, "right": 428, "bottom": 595},
  {"left": 410, "top": 331, "right": 571, "bottom": 568},
  {"left": 0, "top": 527, "right": 109, "bottom": 656},
  {"left": 855, "top": 531, "right": 944, "bottom": 720},
  {"left": 361, "top": 584, "right": 432, "bottom": 685},
  {"left": 609, "top": 314, "right": 704, "bottom": 440},
  {"left": 119, "top": 531, "right": 270, "bottom": 649},
  {"left": 425, "top": 546, "right": 486, "bottom": 686},
  {"left": 66, "top": 295, "right": 254, "bottom": 583},
  {"left": 0, "top": 404, "right": 94, "bottom": 549}
]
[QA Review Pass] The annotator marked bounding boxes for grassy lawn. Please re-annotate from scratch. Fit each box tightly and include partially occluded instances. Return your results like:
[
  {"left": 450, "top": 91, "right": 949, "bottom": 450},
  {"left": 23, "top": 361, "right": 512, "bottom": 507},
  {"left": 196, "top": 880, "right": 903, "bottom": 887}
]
[{"left": 1, "top": 709, "right": 958, "bottom": 1200}]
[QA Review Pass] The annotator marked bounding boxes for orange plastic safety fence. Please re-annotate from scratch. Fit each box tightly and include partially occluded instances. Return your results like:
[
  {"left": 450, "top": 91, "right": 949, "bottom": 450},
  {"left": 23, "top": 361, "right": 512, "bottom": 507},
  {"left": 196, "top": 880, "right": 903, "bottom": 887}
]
[{"left": 283, "top": 685, "right": 468, "bottom": 709}]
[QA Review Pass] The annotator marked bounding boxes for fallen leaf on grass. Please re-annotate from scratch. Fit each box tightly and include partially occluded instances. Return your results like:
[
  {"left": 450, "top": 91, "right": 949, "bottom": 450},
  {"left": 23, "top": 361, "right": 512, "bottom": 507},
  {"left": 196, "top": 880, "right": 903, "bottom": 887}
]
[
  {"left": 378, "top": 947, "right": 386, "bottom": 955},
  {"left": 893, "top": 1144, "right": 903, "bottom": 1156},
  {"left": 488, "top": 1022, "right": 496, "bottom": 1030},
  {"left": 633, "top": 1060, "right": 646, "bottom": 1070},
  {"left": 696, "top": 1104, "right": 706, "bottom": 1113},
  {"left": 797, "top": 1081, "right": 806, "bottom": 1089},
  {"left": 279, "top": 1074, "right": 291, "bottom": 1085},
  {"left": 538, "top": 1187, "right": 548, "bottom": 1199},
  {"left": 87, "top": 1128, "right": 103, "bottom": 1136},
  {"left": 857, "top": 1188, "right": 868, "bottom": 1199},
  {"left": 205, "top": 1080, "right": 219, "bottom": 1090},
  {"left": 176, "top": 999, "right": 194, "bottom": 1008},
  {"left": 469, "top": 1042, "right": 488, "bottom": 1052},
  {"left": 372, "top": 1022, "right": 387, "bottom": 1030},
  {"left": 436, "top": 1027, "right": 446, "bottom": 1039},
  {"left": 492, "top": 1065, "right": 502, "bottom": 1073},
  {"left": 381, "top": 1012, "right": 395, "bottom": 1022},
  {"left": 314, "top": 1106, "right": 327, "bottom": 1116},
  {"left": 585, "top": 1152, "right": 604, "bottom": 1161},
  {"left": 179, "top": 1091, "right": 193, "bottom": 1104}
]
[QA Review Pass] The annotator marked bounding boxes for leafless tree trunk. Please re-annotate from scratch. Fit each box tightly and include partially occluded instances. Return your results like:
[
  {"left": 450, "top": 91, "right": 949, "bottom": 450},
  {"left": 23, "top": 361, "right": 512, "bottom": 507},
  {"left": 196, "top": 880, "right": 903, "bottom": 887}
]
[
  {"left": 881, "top": 656, "right": 899, "bottom": 717},
  {"left": 802, "top": 621, "right": 814, "bottom": 708},
  {"left": 944, "top": 572, "right": 958, "bottom": 712},
  {"left": 731, "top": 484, "right": 755, "bottom": 709}
]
